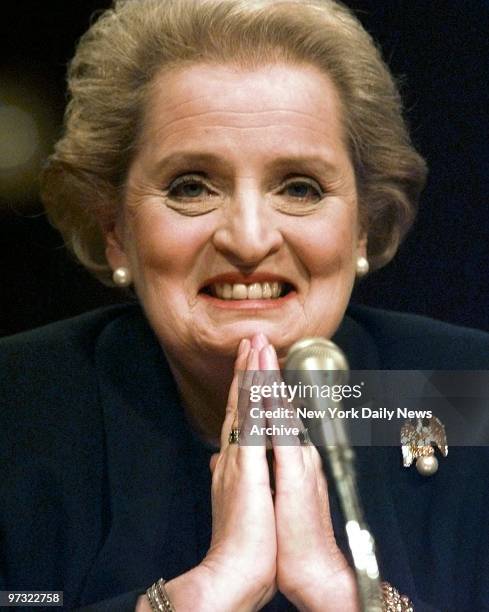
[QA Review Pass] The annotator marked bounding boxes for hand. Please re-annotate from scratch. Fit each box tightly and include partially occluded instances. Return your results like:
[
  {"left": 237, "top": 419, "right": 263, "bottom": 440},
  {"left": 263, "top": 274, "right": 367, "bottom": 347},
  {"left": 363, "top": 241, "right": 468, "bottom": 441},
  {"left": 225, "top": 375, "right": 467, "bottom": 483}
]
[
  {"left": 259, "top": 342, "right": 359, "bottom": 612},
  {"left": 158, "top": 339, "right": 276, "bottom": 611},
  {"left": 202, "top": 338, "right": 277, "bottom": 611}
]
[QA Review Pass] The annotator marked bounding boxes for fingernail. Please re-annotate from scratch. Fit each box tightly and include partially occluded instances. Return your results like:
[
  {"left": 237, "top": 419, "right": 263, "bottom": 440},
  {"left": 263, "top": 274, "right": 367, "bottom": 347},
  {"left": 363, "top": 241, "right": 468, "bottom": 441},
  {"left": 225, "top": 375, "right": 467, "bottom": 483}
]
[
  {"left": 260, "top": 344, "right": 278, "bottom": 370},
  {"left": 238, "top": 338, "right": 250, "bottom": 355},
  {"left": 251, "top": 333, "right": 268, "bottom": 350}
]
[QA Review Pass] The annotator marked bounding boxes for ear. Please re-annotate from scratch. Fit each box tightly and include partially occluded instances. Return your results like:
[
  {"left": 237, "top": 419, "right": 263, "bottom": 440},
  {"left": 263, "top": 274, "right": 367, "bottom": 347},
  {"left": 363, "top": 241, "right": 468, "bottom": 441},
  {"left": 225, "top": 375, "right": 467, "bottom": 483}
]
[
  {"left": 357, "top": 230, "right": 368, "bottom": 258},
  {"left": 104, "top": 223, "right": 130, "bottom": 272}
]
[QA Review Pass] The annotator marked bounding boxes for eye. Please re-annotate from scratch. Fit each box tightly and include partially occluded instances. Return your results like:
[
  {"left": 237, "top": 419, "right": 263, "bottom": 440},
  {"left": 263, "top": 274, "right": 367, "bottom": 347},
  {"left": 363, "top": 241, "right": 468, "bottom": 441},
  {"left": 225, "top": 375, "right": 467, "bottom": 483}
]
[
  {"left": 167, "top": 174, "right": 213, "bottom": 199},
  {"left": 162, "top": 173, "right": 219, "bottom": 216},
  {"left": 281, "top": 178, "right": 324, "bottom": 201}
]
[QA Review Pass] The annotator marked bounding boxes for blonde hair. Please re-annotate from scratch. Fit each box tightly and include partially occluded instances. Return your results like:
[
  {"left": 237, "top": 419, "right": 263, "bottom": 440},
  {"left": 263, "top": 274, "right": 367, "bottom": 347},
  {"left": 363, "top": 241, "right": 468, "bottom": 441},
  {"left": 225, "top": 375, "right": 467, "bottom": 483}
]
[{"left": 41, "top": 0, "right": 427, "bottom": 284}]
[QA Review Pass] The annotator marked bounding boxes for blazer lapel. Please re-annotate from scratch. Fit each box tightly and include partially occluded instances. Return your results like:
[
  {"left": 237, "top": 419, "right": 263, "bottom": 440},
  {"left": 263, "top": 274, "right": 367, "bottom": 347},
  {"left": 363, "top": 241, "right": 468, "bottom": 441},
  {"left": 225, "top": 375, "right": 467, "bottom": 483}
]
[
  {"left": 79, "top": 307, "right": 199, "bottom": 603},
  {"left": 332, "top": 313, "right": 425, "bottom": 605}
]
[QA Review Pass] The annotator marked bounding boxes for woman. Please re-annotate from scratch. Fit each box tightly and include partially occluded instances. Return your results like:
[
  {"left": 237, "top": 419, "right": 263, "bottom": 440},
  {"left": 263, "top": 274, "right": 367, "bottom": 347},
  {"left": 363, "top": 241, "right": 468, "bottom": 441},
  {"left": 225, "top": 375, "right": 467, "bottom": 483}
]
[{"left": 1, "top": 0, "right": 488, "bottom": 610}]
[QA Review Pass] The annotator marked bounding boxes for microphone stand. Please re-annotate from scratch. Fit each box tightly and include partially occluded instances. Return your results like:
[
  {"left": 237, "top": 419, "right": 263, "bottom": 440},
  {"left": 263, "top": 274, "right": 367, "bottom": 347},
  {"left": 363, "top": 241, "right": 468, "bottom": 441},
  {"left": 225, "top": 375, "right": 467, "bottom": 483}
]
[{"left": 284, "top": 338, "right": 382, "bottom": 612}]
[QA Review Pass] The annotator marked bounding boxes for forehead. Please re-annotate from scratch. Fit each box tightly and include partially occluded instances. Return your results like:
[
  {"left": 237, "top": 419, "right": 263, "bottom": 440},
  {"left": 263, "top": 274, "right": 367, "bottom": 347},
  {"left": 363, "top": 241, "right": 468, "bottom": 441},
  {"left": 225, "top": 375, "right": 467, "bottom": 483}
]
[{"left": 138, "top": 62, "right": 348, "bottom": 166}]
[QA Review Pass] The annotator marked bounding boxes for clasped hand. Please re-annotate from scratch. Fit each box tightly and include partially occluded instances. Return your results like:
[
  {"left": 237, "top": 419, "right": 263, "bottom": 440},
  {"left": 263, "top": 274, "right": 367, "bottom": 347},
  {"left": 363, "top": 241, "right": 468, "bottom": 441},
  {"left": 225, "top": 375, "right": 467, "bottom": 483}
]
[{"left": 201, "top": 334, "right": 359, "bottom": 612}]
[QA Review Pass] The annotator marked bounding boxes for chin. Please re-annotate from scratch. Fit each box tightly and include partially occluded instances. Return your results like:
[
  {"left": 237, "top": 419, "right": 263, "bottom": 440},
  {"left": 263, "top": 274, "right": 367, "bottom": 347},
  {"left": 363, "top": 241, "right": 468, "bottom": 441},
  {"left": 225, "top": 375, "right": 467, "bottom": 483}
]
[{"left": 204, "top": 321, "right": 301, "bottom": 357}]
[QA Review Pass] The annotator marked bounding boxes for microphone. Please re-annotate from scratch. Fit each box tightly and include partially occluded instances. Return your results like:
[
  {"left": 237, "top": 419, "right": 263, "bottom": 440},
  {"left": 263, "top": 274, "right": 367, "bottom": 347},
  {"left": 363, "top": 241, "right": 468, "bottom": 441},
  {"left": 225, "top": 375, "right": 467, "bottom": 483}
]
[
  {"left": 285, "top": 337, "right": 350, "bottom": 449},
  {"left": 284, "top": 338, "right": 382, "bottom": 612}
]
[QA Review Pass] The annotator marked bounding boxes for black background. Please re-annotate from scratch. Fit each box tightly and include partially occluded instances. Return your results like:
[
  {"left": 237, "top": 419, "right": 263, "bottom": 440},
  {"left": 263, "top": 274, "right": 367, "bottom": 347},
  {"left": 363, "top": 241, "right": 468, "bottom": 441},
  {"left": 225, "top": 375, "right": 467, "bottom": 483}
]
[{"left": 1, "top": 0, "right": 488, "bottom": 337}]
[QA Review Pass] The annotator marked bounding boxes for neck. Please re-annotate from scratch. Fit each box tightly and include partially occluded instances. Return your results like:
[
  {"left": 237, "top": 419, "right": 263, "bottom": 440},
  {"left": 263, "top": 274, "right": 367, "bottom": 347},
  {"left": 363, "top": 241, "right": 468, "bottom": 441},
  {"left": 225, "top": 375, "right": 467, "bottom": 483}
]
[{"left": 163, "top": 349, "right": 236, "bottom": 448}]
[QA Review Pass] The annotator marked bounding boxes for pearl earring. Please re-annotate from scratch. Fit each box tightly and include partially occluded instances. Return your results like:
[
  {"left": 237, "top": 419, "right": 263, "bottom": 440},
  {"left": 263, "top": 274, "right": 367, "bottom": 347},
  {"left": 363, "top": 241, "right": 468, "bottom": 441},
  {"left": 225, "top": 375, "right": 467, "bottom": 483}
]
[
  {"left": 356, "top": 256, "right": 369, "bottom": 277},
  {"left": 112, "top": 266, "right": 132, "bottom": 287}
]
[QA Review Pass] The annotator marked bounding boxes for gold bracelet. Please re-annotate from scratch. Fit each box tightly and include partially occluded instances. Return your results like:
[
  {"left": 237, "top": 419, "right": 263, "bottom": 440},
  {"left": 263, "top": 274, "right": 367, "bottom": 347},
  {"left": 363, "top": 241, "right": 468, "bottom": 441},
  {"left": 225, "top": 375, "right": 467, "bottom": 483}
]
[
  {"left": 381, "top": 581, "right": 414, "bottom": 611},
  {"left": 146, "top": 576, "right": 409, "bottom": 611},
  {"left": 146, "top": 578, "right": 176, "bottom": 612}
]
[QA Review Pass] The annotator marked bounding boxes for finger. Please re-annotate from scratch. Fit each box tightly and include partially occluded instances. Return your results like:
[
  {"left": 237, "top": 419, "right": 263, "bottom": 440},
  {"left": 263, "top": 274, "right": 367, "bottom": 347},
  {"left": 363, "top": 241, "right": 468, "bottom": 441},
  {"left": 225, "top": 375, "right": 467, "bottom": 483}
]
[
  {"left": 220, "top": 344, "right": 259, "bottom": 450},
  {"left": 219, "top": 339, "right": 251, "bottom": 450},
  {"left": 249, "top": 334, "right": 273, "bottom": 450},
  {"left": 216, "top": 347, "right": 271, "bottom": 492},
  {"left": 259, "top": 344, "right": 307, "bottom": 481},
  {"left": 259, "top": 344, "right": 305, "bottom": 439},
  {"left": 238, "top": 332, "right": 267, "bottom": 419},
  {"left": 226, "top": 338, "right": 251, "bottom": 417},
  {"left": 239, "top": 349, "right": 268, "bottom": 458},
  {"left": 251, "top": 332, "right": 269, "bottom": 351},
  {"left": 233, "top": 334, "right": 267, "bottom": 430},
  {"left": 240, "top": 348, "right": 262, "bottom": 442}
]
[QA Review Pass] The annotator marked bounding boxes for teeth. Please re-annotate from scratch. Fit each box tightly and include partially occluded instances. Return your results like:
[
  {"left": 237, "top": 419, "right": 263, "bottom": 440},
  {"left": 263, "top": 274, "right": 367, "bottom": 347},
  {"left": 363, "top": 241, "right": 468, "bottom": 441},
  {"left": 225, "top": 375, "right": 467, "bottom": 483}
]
[
  {"left": 262, "top": 283, "right": 272, "bottom": 299},
  {"left": 232, "top": 284, "right": 248, "bottom": 300},
  {"left": 212, "top": 282, "right": 286, "bottom": 300},
  {"left": 222, "top": 284, "right": 233, "bottom": 299},
  {"left": 248, "top": 283, "right": 263, "bottom": 299}
]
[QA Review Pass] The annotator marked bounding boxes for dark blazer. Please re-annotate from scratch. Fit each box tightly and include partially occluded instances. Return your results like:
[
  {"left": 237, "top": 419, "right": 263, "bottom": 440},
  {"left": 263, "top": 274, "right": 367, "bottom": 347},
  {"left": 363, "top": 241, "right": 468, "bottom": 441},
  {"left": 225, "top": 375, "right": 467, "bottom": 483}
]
[{"left": 1, "top": 304, "right": 488, "bottom": 611}]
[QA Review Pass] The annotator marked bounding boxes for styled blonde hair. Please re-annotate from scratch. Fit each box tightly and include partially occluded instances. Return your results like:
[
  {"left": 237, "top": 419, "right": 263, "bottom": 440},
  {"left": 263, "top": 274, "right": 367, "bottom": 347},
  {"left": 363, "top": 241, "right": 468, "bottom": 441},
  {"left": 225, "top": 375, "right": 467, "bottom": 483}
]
[{"left": 41, "top": 0, "right": 427, "bottom": 284}]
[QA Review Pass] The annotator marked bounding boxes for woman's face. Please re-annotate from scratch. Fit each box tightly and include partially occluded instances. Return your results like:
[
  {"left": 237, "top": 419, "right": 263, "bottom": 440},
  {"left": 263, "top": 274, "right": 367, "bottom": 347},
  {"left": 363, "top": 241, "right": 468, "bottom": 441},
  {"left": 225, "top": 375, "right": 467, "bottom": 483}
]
[{"left": 106, "top": 62, "right": 366, "bottom": 362}]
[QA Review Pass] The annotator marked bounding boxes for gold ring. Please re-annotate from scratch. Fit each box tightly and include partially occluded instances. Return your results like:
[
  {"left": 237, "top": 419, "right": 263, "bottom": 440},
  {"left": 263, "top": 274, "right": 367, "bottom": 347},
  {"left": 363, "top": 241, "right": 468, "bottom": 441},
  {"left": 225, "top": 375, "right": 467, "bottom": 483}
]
[{"left": 228, "top": 428, "right": 240, "bottom": 444}]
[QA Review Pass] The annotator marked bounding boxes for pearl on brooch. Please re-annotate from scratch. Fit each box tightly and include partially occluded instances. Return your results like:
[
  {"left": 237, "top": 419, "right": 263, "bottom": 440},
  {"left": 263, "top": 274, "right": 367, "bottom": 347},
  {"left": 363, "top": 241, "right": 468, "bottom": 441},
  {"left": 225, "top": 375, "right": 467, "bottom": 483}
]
[{"left": 416, "top": 455, "right": 439, "bottom": 476}]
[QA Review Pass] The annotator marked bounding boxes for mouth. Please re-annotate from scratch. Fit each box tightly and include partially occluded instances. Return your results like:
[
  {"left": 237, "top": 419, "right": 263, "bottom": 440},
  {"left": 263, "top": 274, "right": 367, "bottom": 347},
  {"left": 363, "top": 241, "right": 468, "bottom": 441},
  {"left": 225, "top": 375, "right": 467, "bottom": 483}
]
[
  {"left": 198, "top": 274, "right": 297, "bottom": 309},
  {"left": 201, "top": 281, "right": 294, "bottom": 300}
]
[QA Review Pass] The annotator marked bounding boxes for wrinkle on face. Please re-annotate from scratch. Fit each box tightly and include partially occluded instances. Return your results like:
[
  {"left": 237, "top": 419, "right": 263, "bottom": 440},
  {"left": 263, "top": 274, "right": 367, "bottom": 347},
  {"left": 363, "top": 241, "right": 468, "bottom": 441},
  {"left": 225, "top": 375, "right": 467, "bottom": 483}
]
[
  {"left": 149, "top": 114, "right": 337, "bottom": 141},
  {"left": 113, "top": 62, "right": 365, "bottom": 365},
  {"left": 138, "top": 61, "right": 346, "bottom": 158}
]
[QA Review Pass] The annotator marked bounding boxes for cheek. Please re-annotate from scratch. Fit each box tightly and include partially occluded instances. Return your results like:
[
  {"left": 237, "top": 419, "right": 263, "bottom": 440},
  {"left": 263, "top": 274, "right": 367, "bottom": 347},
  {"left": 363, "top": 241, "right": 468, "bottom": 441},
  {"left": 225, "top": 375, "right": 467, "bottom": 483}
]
[
  {"left": 288, "top": 205, "right": 358, "bottom": 276},
  {"left": 125, "top": 204, "right": 214, "bottom": 280}
]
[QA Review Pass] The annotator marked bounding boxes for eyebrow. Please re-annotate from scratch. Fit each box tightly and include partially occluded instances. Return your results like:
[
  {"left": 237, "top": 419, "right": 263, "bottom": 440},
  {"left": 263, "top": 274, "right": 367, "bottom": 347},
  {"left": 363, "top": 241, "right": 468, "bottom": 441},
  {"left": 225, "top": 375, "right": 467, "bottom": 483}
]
[
  {"left": 153, "top": 152, "right": 229, "bottom": 174},
  {"left": 151, "top": 151, "right": 339, "bottom": 176}
]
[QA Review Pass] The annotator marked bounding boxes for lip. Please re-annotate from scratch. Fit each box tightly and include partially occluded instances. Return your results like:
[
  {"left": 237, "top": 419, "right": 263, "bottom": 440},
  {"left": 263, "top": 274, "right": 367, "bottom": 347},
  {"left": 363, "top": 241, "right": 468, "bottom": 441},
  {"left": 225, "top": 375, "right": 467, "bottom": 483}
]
[
  {"left": 198, "top": 272, "right": 297, "bottom": 309},
  {"left": 198, "top": 289, "right": 298, "bottom": 310}
]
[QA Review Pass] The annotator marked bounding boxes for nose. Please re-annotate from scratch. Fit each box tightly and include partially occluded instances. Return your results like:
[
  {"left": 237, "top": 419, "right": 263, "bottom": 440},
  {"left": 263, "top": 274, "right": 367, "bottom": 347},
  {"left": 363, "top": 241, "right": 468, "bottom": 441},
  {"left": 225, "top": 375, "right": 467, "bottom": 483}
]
[{"left": 212, "top": 188, "right": 283, "bottom": 268}]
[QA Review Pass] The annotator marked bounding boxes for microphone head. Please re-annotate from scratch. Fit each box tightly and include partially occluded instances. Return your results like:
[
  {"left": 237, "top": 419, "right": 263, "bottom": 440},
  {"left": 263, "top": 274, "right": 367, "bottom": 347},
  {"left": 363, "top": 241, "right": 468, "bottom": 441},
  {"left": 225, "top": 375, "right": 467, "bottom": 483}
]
[{"left": 285, "top": 337, "right": 349, "bottom": 375}]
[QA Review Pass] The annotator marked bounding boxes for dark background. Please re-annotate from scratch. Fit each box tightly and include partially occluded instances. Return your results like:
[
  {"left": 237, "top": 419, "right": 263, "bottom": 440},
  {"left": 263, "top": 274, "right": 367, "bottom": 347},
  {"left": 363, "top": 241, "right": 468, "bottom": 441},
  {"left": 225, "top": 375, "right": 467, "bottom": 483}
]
[{"left": 1, "top": 0, "right": 488, "bottom": 337}]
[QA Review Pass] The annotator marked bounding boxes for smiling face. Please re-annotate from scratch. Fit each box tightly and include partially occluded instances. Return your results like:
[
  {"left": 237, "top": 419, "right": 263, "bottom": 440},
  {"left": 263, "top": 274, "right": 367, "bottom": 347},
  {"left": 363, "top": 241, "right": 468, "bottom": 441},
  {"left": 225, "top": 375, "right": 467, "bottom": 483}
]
[{"left": 106, "top": 62, "right": 366, "bottom": 365}]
